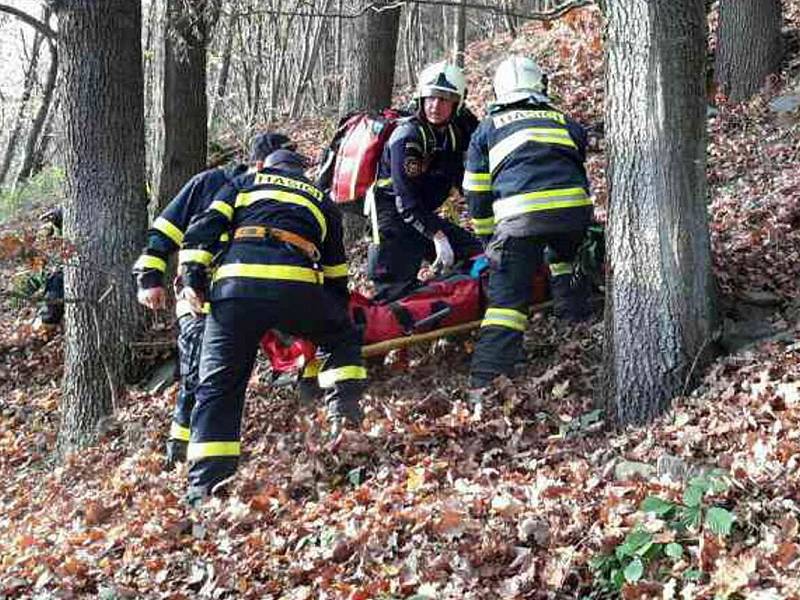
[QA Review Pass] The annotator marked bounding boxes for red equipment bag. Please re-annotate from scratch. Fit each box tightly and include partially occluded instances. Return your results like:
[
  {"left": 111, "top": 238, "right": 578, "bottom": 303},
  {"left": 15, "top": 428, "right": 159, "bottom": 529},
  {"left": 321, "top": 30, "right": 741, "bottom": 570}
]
[
  {"left": 349, "top": 275, "right": 484, "bottom": 345},
  {"left": 328, "top": 109, "right": 405, "bottom": 205},
  {"left": 259, "top": 331, "right": 317, "bottom": 374}
]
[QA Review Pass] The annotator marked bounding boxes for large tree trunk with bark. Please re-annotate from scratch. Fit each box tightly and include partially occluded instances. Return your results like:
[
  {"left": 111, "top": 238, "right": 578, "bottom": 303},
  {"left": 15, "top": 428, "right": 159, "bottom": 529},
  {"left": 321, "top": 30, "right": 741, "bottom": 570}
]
[
  {"left": 55, "top": 0, "right": 148, "bottom": 453},
  {"left": 603, "top": 0, "right": 717, "bottom": 426},
  {"left": 338, "top": 0, "right": 401, "bottom": 247},
  {"left": 715, "top": 0, "right": 782, "bottom": 103},
  {"left": 339, "top": 0, "right": 400, "bottom": 114},
  {"left": 152, "top": 0, "right": 210, "bottom": 214}
]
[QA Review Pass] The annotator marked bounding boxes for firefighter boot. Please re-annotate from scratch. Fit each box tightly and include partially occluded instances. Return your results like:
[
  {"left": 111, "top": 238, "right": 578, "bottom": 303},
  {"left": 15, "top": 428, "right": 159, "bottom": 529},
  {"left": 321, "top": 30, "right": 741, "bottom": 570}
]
[
  {"left": 165, "top": 439, "right": 188, "bottom": 471},
  {"left": 551, "top": 272, "right": 592, "bottom": 323}
]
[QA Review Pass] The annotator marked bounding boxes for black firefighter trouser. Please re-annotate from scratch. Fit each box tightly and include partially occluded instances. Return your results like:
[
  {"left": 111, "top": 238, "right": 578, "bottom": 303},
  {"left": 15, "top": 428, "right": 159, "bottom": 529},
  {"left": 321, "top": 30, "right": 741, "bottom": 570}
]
[
  {"left": 188, "top": 288, "right": 365, "bottom": 491},
  {"left": 469, "top": 232, "right": 589, "bottom": 388},
  {"left": 368, "top": 213, "right": 483, "bottom": 302},
  {"left": 168, "top": 313, "right": 206, "bottom": 445}
]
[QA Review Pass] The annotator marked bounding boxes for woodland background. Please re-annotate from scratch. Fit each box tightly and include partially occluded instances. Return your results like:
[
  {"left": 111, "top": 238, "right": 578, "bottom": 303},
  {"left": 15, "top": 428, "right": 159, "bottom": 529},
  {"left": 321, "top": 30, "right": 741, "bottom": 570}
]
[{"left": 0, "top": 0, "right": 799, "bottom": 598}]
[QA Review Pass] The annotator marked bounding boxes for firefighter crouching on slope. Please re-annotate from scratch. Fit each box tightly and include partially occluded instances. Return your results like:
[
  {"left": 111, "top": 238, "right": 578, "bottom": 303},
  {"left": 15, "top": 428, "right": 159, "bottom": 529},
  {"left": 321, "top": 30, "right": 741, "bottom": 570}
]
[
  {"left": 133, "top": 133, "right": 295, "bottom": 469},
  {"left": 179, "top": 149, "right": 366, "bottom": 499},
  {"left": 368, "top": 61, "right": 482, "bottom": 301},
  {"left": 466, "top": 55, "right": 594, "bottom": 399}
]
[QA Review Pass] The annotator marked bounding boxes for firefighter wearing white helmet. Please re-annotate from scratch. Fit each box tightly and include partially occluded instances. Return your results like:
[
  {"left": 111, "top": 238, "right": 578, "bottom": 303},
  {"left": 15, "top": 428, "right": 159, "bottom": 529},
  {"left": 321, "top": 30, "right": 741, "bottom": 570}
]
[
  {"left": 465, "top": 55, "right": 594, "bottom": 401},
  {"left": 367, "top": 61, "right": 481, "bottom": 301},
  {"left": 492, "top": 55, "right": 549, "bottom": 105}
]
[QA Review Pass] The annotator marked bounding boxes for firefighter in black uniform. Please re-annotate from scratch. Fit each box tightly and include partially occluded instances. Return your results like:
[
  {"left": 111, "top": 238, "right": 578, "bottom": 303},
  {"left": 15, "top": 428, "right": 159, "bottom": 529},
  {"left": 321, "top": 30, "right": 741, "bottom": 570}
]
[
  {"left": 179, "top": 149, "right": 365, "bottom": 498},
  {"left": 465, "top": 55, "right": 593, "bottom": 395},
  {"left": 368, "top": 61, "right": 482, "bottom": 301},
  {"left": 133, "top": 133, "right": 295, "bottom": 468}
]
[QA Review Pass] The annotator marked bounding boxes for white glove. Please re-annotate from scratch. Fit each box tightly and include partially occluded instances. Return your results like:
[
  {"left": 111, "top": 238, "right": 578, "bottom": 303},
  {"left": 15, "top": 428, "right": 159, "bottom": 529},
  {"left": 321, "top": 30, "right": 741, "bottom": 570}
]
[{"left": 431, "top": 231, "right": 454, "bottom": 273}]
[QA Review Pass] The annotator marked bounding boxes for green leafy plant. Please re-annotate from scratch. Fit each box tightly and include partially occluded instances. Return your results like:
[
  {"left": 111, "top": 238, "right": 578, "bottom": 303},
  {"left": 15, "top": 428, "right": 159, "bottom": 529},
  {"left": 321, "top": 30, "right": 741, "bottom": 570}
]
[
  {"left": 0, "top": 167, "right": 65, "bottom": 223},
  {"left": 590, "top": 470, "right": 735, "bottom": 593}
]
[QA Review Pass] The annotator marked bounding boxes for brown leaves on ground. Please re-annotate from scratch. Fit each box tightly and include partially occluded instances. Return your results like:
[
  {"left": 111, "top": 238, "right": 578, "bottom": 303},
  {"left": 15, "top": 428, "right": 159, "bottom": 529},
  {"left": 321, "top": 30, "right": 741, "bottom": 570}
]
[{"left": 5, "top": 3, "right": 800, "bottom": 598}]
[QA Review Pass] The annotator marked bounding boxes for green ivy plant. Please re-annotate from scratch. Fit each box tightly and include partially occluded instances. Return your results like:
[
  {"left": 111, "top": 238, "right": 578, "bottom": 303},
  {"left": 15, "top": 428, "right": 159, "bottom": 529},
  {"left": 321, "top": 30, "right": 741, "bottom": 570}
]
[{"left": 590, "top": 470, "right": 735, "bottom": 594}]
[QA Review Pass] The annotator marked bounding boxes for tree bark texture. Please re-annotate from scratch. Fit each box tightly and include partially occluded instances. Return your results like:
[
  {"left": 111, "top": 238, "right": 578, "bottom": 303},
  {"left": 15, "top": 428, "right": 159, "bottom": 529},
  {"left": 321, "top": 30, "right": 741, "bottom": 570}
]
[
  {"left": 152, "top": 0, "right": 209, "bottom": 214},
  {"left": 338, "top": 0, "right": 401, "bottom": 114},
  {"left": 603, "top": 0, "right": 716, "bottom": 426},
  {"left": 715, "top": 0, "right": 782, "bottom": 102},
  {"left": 338, "top": 0, "right": 401, "bottom": 247},
  {"left": 56, "top": 0, "right": 148, "bottom": 452}
]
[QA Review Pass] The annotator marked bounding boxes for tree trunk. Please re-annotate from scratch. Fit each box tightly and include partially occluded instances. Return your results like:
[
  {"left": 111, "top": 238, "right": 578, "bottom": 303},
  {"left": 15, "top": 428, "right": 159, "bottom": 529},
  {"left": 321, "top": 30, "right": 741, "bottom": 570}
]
[
  {"left": 152, "top": 0, "right": 209, "bottom": 214},
  {"left": 338, "top": 0, "right": 400, "bottom": 114},
  {"left": 452, "top": 0, "right": 467, "bottom": 67},
  {"left": 715, "top": 0, "right": 782, "bottom": 102},
  {"left": 603, "top": 0, "right": 716, "bottom": 426},
  {"left": 55, "top": 0, "right": 148, "bottom": 453},
  {"left": 28, "top": 94, "right": 60, "bottom": 179},
  {"left": 0, "top": 29, "right": 43, "bottom": 187},
  {"left": 208, "top": 5, "right": 234, "bottom": 132},
  {"left": 16, "top": 37, "right": 58, "bottom": 184},
  {"left": 339, "top": 0, "right": 401, "bottom": 247}
]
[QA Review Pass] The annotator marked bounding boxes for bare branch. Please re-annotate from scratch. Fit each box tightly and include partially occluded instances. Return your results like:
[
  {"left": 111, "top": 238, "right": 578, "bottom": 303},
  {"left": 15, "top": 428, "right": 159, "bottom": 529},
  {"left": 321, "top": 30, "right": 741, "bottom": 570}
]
[
  {"left": 224, "top": 0, "right": 595, "bottom": 22},
  {"left": 0, "top": 3, "right": 56, "bottom": 38}
]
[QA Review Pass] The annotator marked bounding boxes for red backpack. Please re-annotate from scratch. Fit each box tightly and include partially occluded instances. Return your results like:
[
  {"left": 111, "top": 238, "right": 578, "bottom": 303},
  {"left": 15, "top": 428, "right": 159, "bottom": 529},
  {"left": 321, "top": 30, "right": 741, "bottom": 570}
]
[{"left": 315, "top": 109, "right": 406, "bottom": 206}]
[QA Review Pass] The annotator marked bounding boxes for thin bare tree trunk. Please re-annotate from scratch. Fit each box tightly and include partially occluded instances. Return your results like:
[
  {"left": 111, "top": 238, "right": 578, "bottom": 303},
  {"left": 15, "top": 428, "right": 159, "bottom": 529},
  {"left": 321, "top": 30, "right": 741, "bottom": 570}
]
[
  {"left": 0, "top": 29, "right": 43, "bottom": 186},
  {"left": 453, "top": 0, "right": 466, "bottom": 67},
  {"left": 208, "top": 5, "right": 234, "bottom": 130},
  {"left": 16, "top": 36, "right": 57, "bottom": 184}
]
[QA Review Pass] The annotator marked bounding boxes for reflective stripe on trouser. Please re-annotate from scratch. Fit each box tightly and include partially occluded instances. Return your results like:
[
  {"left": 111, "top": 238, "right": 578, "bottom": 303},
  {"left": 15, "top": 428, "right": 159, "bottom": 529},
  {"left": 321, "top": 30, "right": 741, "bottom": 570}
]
[
  {"left": 547, "top": 234, "right": 590, "bottom": 322},
  {"left": 469, "top": 232, "right": 585, "bottom": 387},
  {"left": 188, "top": 289, "right": 365, "bottom": 490},
  {"left": 170, "top": 313, "right": 206, "bottom": 440}
]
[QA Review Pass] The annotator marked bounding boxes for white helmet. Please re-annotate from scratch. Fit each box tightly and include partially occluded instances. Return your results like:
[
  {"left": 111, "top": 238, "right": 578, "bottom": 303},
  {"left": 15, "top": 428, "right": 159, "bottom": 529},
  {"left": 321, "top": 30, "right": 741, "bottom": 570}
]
[
  {"left": 493, "top": 55, "right": 547, "bottom": 105},
  {"left": 416, "top": 61, "right": 466, "bottom": 108}
]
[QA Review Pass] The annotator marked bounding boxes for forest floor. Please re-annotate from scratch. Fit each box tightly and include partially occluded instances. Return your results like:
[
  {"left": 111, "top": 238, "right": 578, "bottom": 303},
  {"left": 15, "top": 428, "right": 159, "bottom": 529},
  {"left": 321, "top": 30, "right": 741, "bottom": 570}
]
[{"left": 4, "top": 5, "right": 800, "bottom": 599}]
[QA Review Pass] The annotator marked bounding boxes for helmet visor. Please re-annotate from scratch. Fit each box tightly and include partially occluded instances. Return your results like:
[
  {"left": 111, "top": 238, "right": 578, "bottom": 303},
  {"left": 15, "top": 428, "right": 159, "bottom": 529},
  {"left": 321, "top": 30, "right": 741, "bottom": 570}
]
[{"left": 419, "top": 87, "right": 461, "bottom": 103}]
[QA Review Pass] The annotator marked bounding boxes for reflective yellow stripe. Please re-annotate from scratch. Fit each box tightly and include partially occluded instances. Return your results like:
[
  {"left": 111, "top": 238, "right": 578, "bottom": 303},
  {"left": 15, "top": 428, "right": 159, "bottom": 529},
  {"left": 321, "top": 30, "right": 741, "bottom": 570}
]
[
  {"left": 471, "top": 216, "right": 495, "bottom": 235},
  {"left": 213, "top": 263, "right": 323, "bottom": 284},
  {"left": 169, "top": 422, "right": 190, "bottom": 442},
  {"left": 133, "top": 254, "right": 166, "bottom": 272},
  {"left": 463, "top": 171, "right": 492, "bottom": 192},
  {"left": 235, "top": 189, "right": 327, "bottom": 241},
  {"left": 187, "top": 441, "right": 241, "bottom": 460},
  {"left": 179, "top": 249, "right": 213, "bottom": 266},
  {"left": 322, "top": 263, "right": 348, "bottom": 278},
  {"left": 549, "top": 262, "right": 573, "bottom": 276},
  {"left": 488, "top": 127, "right": 577, "bottom": 172},
  {"left": 219, "top": 232, "right": 230, "bottom": 243},
  {"left": 376, "top": 178, "right": 393, "bottom": 188},
  {"left": 210, "top": 200, "right": 234, "bottom": 220},
  {"left": 493, "top": 187, "right": 591, "bottom": 221},
  {"left": 303, "top": 358, "right": 322, "bottom": 378},
  {"left": 318, "top": 365, "right": 367, "bottom": 389},
  {"left": 418, "top": 125, "right": 428, "bottom": 155},
  {"left": 253, "top": 173, "right": 324, "bottom": 201},
  {"left": 152, "top": 217, "right": 184, "bottom": 246},
  {"left": 481, "top": 307, "right": 528, "bottom": 332}
]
